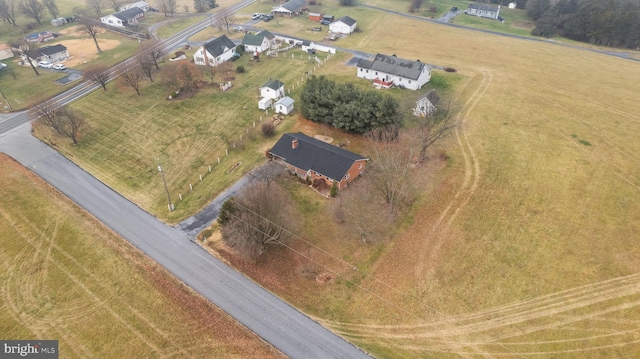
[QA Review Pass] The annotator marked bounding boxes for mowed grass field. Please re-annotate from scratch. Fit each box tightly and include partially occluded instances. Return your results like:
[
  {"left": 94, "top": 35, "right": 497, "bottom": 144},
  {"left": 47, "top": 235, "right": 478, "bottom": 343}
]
[{"left": 0, "top": 154, "right": 283, "bottom": 358}]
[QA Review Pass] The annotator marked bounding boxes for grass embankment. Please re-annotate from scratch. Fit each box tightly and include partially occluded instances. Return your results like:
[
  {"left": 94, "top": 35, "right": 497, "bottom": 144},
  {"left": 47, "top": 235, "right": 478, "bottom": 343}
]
[{"left": 0, "top": 154, "right": 283, "bottom": 359}]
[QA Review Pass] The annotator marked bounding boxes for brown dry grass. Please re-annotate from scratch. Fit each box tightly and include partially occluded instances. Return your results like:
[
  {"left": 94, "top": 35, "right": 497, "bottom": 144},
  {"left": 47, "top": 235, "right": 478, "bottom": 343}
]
[{"left": 0, "top": 154, "right": 284, "bottom": 359}]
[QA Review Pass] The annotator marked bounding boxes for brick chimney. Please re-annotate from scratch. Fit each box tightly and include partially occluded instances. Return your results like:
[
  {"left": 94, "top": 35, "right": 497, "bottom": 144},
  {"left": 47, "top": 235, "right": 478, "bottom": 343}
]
[{"left": 292, "top": 139, "right": 299, "bottom": 149}]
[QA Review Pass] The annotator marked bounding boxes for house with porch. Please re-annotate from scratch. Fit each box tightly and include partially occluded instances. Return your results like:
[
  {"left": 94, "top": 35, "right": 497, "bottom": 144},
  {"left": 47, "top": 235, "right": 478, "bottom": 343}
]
[
  {"left": 329, "top": 16, "right": 357, "bottom": 34},
  {"left": 100, "top": 7, "right": 145, "bottom": 27},
  {"left": 272, "top": 0, "right": 308, "bottom": 17},
  {"left": 119, "top": 0, "right": 150, "bottom": 11},
  {"left": 194, "top": 35, "right": 237, "bottom": 67},
  {"left": 34, "top": 44, "right": 70, "bottom": 63},
  {"left": 241, "top": 30, "right": 276, "bottom": 54},
  {"left": 356, "top": 53, "right": 431, "bottom": 90},
  {"left": 269, "top": 132, "right": 368, "bottom": 190},
  {"left": 465, "top": 3, "right": 500, "bottom": 20}
]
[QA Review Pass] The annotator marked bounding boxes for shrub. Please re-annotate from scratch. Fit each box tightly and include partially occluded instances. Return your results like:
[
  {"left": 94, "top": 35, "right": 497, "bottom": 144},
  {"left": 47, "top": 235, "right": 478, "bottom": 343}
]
[
  {"left": 330, "top": 181, "right": 338, "bottom": 197},
  {"left": 261, "top": 121, "right": 275, "bottom": 137},
  {"left": 236, "top": 65, "right": 245, "bottom": 73}
]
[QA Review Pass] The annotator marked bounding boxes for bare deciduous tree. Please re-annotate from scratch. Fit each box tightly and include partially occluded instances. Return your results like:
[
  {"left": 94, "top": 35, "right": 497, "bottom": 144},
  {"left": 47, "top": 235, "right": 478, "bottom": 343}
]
[
  {"left": 19, "top": 0, "right": 45, "bottom": 25},
  {"left": 84, "top": 64, "right": 110, "bottom": 91},
  {"left": 11, "top": 39, "right": 39, "bottom": 76},
  {"left": 160, "top": 64, "right": 179, "bottom": 90},
  {"left": 217, "top": 7, "right": 235, "bottom": 33},
  {"left": 118, "top": 64, "right": 143, "bottom": 95},
  {"left": 411, "top": 100, "right": 457, "bottom": 163},
  {"left": 200, "top": 62, "right": 215, "bottom": 83},
  {"left": 42, "top": 0, "right": 57, "bottom": 18},
  {"left": 77, "top": 16, "right": 103, "bottom": 53},
  {"left": 368, "top": 141, "right": 416, "bottom": 213},
  {"left": 0, "top": 0, "right": 18, "bottom": 26},
  {"left": 247, "top": 162, "right": 282, "bottom": 186},
  {"left": 32, "top": 100, "right": 61, "bottom": 133},
  {"left": 221, "top": 182, "right": 299, "bottom": 260},
  {"left": 85, "top": 0, "right": 104, "bottom": 16},
  {"left": 107, "top": 0, "right": 119, "bottom": 12},
  {"left": 34, "top": 105, "right": 87, "bottom": 145},
  {"left": 157, "top": 0, "right": 176, "bottom": 16},
  {"left": 176, "top": 61, "right": 200, "bottom": 91},
  {"left": 136, "top": 40, "right": 162, "bottom": 82}
]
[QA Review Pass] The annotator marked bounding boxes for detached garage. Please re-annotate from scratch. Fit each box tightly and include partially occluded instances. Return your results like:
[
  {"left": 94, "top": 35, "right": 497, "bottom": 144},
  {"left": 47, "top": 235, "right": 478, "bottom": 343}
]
[
  {"left": 274, "top": 97, "right": 295, "bottom": 115},
  {"left": 329, "top": 16, "right": 357, "bottom": 34}
]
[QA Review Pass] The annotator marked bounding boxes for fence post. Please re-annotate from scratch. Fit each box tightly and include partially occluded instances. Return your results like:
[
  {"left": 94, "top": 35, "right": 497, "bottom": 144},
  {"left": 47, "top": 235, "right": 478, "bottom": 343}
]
[
  {"left": 208, "top": 165, "right": 211, "bottom": 172},
  {"left": 199, "top": 174, "right": 203, "bottom": 181}
]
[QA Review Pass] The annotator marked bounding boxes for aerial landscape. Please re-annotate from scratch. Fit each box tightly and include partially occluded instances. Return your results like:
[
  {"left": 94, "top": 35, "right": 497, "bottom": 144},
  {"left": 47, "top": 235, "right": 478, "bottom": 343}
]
[{"left": 1, "top": 0, "right": 639, "bottom": 358}]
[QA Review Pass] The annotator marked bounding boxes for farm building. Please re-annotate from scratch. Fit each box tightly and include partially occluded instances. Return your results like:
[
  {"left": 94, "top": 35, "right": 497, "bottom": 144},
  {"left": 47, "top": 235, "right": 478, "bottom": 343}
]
[
  {"left": 508, "top": 2, "right": 517, "bottom": 9},
  {"left": 274, "top": 97, "right": 295, "bottom": 115},
  {"left": 308, "top": 12, "right": 323, "bottom": 22},
  {"left": 0, "top": 44, "right": 13, "bottom": 60},
  {"left": 413, "top": 89, "right": 440, "bottom": 117},
  {"left": 119, "top": 1, "right": 150, "bottom": 11},
  {"left": 465, "top": 3, "right": 500, "bottom": 20},
  {"left": 260, "top": 79, "right": 285, "bottom": 100},
  {"left": 241, "top": 30, "right": 276, "bottom": 54},
  {"left": 272, "top": 0, "right": 308, "bottom": 17},
  {"left": 329, "top": 16, "right": 357, "bottom": 34},
  {"left": 193, "top": 35, "right": 237, "bottom": 67},
  {"left": 269, "top": 132, "right": 368, "bottom": 190},
  {"left": 356, "top": 53, "right": 431, "bottom": 90},
  {"left": 100, "top": 7, "right": 145, "bottom": 27},
  {"left": 25, "top": 31, "right": 55, "bottom": 43}
]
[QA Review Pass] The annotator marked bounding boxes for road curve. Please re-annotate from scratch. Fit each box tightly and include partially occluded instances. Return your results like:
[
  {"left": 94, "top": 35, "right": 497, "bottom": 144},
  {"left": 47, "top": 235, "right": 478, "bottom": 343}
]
[{"left": 0, "top": 123, "right": 370, "bottom": 358}]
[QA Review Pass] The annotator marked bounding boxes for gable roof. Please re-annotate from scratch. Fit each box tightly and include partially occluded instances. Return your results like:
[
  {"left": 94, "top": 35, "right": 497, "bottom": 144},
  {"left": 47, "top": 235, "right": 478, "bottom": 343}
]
[
  {"left": 275, "top": 96, "right": 294, "bottom": 107},
  {"left": 334, "top": 16, "right": 356, "bottom": 26},
  {"left": 242, "top": 33, "right": 266, "bottom": 46},
  {"left": 277, "top": 0, "right": 307, "bottom": 12},
  {"left": 258, "top": 30, "right": 275, "bottom": 40},
  {"left": 261, "top": 79, "right": 284, "bottom": 90},
  {"left": 357, "top": 53, "right": 427, "bottom": 80},
  {"left": 468, "top": 2, "right": 500, "bottom": 11},
  {"left": 425, "top": 89, "right": 439, "bottom": 105},
  {"left": 204, "top": 35, "right": 236, "bottom": 57},
  {"left": 113, "top": 7, "right": 144, "bottom": 21},
  {"left": 35, "top": 44, "right": 67, "bottom": 56},
  {"left": 270, "top": 132, "right": 366, "bottom": 181}
]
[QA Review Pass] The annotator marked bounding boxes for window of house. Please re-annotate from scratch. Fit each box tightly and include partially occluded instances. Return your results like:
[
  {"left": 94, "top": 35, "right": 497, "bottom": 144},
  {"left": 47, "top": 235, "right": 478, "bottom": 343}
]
[
  {"left": 408, "top": 80, "right": 412, "bottom": 84},
  {"left": 345, "top": 173, "right": 350, "bottom": 180},
  {"left": 358, "top": 163, "right": 363, "bottom": 170},
  {"left": 366, "top": 70, "right": 369, "bottom": 73},
  {"left": 196, "top": 57, "right": 204, "bottom": 63},
  {"left": 375, "top": 72, "right": 378, "bottom": 75}
]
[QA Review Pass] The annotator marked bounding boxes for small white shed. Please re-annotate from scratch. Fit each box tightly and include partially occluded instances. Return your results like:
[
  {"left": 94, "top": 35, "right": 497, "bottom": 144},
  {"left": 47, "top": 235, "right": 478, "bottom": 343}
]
[
  {"left": 508, "top": 2, "right": 517, "bottom": 9},
  {"left": 274, "top": 97, "right": 295, "bottom": 115},
  {"left": 258, "top": 97, "right": 273, "bottom": 110},
  {"left": 329, "top": 16, "right": 357, "bottom": 34}
]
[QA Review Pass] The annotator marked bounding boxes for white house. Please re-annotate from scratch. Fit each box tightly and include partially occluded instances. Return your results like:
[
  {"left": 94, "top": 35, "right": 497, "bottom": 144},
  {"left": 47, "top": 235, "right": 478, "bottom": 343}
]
[
  {"left": 120, "top": 1, "right": 150, "bottom": 11},
  {"left": 260, "top": 79, "right": 285, "bottom": 100},
  {"left": 465, "top": 3, "right": 500, "bottom": 20},
  {"left": 193, "top": 35, "right": 237, "bottom": 67},
  {"left": 329, "top": 16, "right": 357, "bottom": 34},
  {"left": 100, "top": 7, "right": 145, "bottom": 27},
  {"left": 34, "top": 44, "right": 70, "bottom": 63},
  {"left": 508, "top": 2, "right": 517, "bottom": 9},
  {"left": 356, "top": 53, "right": 431, "bottom": 91},
  {"left": 274, "top": 97, "right": 295, "bottom": 115},
  {"left": 413, "top": 89, "right": 440, "bottom": 117},
  {"left": 241, "top": 30, "right": 276, "bottom": 54},
  {"left": 271, "top": 0, "right": 307, "bottom": 17}
]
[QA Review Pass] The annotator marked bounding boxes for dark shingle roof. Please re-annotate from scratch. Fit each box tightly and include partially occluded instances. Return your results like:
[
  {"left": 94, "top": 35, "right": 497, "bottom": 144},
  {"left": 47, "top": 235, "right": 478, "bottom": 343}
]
[
  {"left": 113, "top": 7, "right": 144, "bottom": 21},
  {"left": 426, "top": 89, "right": 439, "bottom": 105},
  {"left": 262, "top": 79, "right": 284, "bottom": 90},
  {"left": 204, "top": 35, "right": 236, "bottom": 57},
  {"left": 241, "top": 33, "right": 264, "bottom": 46},
  {"left": 357, "top": 53, "right": 426, "bottom": 80},
  {"left": 334, "top": 16, "right": 356, "bottom": 26},
  {"left": 279, "top": 0, "right": 307, "bottom": 12},
  {"left": 36, "top": 44, "right": 67, "bottom": 57},
  {"left": 468, "top": 3, "right": 500, "bottom": 11},
  {"left": 269, "top": 132, "right": 366, "bottom": 181}
]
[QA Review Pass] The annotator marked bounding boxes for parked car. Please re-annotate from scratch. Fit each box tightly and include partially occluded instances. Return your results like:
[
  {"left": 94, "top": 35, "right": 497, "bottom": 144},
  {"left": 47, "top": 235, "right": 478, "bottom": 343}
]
[
  {"left": 451, "top": 6, "right": 458, "bottom": 11},
  {"left": 53, "top": 63, "right": 66, "bottom": 70},
  {"left": 262, "top": 14, "right": 274, "bottom": 22},
  {"left": 320, "top": 19, "right": 331, "bottom": 25},
  {"left": 252, "top": 13, "right": 262, "bottom": 20},
  {"left": 38, "top": 61, "right": 53, "bottom": 69}
]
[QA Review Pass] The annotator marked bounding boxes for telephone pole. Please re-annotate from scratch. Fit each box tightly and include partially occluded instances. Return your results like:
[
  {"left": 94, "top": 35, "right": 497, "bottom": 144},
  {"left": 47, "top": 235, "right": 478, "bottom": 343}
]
[{"left": 157, "top": 158, "right": 174, "bottom": 211}]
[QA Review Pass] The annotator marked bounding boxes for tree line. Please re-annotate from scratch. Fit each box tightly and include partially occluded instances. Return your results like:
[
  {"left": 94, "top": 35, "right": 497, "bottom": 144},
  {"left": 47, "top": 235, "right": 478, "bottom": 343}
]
[{"left": 525, "top": 0, "right": 640, "bottom": 48}]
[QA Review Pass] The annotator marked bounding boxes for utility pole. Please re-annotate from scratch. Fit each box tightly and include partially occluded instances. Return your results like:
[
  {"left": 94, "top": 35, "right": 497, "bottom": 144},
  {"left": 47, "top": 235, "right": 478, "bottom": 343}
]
[
  {"left": 0, "top": 88, "right": 11, "bottom": 111},
  {"left": 157, "top": 158, "right": 174, "bottom": 211}
]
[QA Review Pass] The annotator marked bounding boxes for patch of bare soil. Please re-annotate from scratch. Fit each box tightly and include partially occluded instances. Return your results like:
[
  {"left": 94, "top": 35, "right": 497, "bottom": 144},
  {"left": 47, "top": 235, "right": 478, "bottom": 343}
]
[
  {"left": 513, "top": 20, "right": 533, "bottom": 29},
  {"left": 313, "top": 135, "right": 333, "bottom": 143}
]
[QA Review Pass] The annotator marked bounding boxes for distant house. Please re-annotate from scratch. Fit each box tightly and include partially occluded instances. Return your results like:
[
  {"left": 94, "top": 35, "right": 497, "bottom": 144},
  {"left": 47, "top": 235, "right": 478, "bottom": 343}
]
[
  {"left": 241, "top": 30, "right": 276, "bottom": 54},
  {"left": 274, "top": 96, "right": 295, "bottom": 115},
  {"left": 272, "top": 0, "right": 308, "bottom": 17},
  {"left": 260, "top": 79, "right": 285, "bottom": 100},
  {"left": 119, "top": 0, "right": 150, "bottom": 11},
  {"left": 100, "top": 7, "right": 145, "bottom": 27},
  {"left": 356, "top": 53, "right": 431, "bottom": 90},
  {"left": 193, "top": 35, "right": 237, "bottom": 67},
  {"left": 269, "top": 132, "right": 368, "bottom": 190},
  {"left": 413, "top": 89, "right": 440, "bottom": 117},
  {"left": 25, "top": 31, "right": 55, "bottom": 43},
  {"left": 308, "top": 12, "right": 323, "bottom": 22},
  {"left": 32, "top": 44, "right": 70, "bottom": 63},
  {"left": 301, "top": 40, "right": 314, "bottom": 53},
  {"left": 508, "top": 2, "right": 517, "bottom": 9},
  {"left": 465, "top": 3, "right": 500, "bottom": 20},
  {"left": 0, "top": 43, "right": 13, "bottom": 60},
  {"left": 329, "top": 16, "right": 357, "bottom": 34}
]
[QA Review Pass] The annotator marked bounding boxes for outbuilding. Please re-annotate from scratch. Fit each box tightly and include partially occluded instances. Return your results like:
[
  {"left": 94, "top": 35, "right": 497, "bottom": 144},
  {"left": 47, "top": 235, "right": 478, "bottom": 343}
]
[
  {"left": 329, "top": 16, "right": 357, "bottom": 34},
  {"left": 274, "top": 96, "right": 295, "bottom": 115}
]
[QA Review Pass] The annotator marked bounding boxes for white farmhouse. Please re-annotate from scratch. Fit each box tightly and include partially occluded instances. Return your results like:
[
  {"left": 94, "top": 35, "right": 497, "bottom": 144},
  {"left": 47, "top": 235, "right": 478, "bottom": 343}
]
[
  {"left": 260, "top": 79, "right": 285, "bottom": 100},
  {"left": 465, "top": 3, "right": 501, "bottom": 20},
  {"left": 329, "top": 16, "right": 357, "bottom": 34},
  {"left": 100, "top": 7, "right": 145, "bottom": 27},
  {"left": 241, "top": 30, "right": 276, "bottom": 54},
  {"left": 193, "top": 35, "right": 237, "bottom": 67},
  {"left": 356, "top": 53, "right": 431, "bottom": 90},
  {"left": 119, "top": 1, "right": 150, "bottom": 11}
]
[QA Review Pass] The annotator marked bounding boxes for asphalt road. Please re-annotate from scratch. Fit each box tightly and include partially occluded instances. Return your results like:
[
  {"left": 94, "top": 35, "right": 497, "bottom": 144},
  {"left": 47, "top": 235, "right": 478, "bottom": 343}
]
[{"left": 0, "top": 123, "right": 370, "bottom": 358}]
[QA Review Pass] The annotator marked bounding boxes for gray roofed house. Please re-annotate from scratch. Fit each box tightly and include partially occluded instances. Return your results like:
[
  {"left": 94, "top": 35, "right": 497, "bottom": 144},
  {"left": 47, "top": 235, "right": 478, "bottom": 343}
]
[
  {"left": 194, "top": 35, "right": 237, "bottom": 66},
  {"left": 241, "top": 30, "right": 276, "bottom": 53},
  {"left": 329, "top": 16, "right": 357, "bottom": 34},
  {"left": 413, "top": 89, "right": 440, "bottom": 117},
  {"left": 260, "top": 79, "right": 285, "bottom": 100},
  {"left": 356, "top": 53, "right": 431, "bottom": 90},
  {"left": 336, "top": 16, "right": 356, "bottom": 26},
  {"left": 100, "top": 7, "right": 145, "bottom": 26},
  {"left": 272, "top": 0, "right": 308, "bottom": 16},
  {"left": 32, "top": 44, "right": 70, "bottom": 63},
  {"left": 269, "top": 132, "right": 368, "bottom": 190},
  {"left": 465, "top": 2, "right": 500, "bottom": 20}
]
